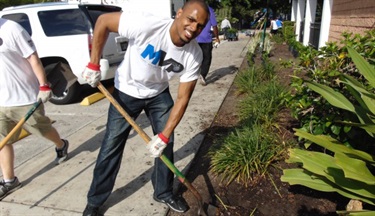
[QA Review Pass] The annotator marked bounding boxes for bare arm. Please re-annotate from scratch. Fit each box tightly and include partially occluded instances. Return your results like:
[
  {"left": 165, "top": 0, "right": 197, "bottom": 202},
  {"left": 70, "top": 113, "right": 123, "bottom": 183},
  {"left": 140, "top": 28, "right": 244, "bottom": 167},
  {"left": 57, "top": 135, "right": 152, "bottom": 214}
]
[
  {"left": 27, "top": 51, "right": 48, "bottom": 86},
  {"left": 213, "top": 25, "right": 220, "bottom": 43},
  {"left": 161, "top": 80, "right": 197, "bottom": 138},
  {"left": 90, "top": 12, "right": 122, "bottom": 65}
]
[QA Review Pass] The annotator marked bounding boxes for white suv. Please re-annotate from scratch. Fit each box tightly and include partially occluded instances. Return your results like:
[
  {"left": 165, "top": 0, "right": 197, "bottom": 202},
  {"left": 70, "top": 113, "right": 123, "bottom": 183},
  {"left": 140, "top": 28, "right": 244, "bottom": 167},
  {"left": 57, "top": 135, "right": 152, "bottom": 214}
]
[{"left": 0, "top": 2, "right": 128, "bottom": 104}]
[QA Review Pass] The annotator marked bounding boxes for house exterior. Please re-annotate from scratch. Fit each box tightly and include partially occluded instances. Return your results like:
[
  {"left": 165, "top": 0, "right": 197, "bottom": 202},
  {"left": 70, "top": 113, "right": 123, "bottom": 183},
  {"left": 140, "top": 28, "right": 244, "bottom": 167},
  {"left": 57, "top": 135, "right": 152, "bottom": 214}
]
[{"left": 291, "top": 0, "right": 375, "bottom": 49}]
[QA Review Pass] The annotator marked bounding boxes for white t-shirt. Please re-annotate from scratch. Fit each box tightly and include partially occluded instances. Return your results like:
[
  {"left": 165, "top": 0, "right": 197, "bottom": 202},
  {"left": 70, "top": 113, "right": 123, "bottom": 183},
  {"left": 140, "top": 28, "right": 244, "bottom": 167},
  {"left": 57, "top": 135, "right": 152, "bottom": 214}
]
[
  {"left": 116, "top": 10, "right": 203, "bottom": 99},
  {"left": 0, "top": 18, "right": 39, "bottom": 106},
  {"left": 221, "top": 19, "right": 231, "bottom": 29}
]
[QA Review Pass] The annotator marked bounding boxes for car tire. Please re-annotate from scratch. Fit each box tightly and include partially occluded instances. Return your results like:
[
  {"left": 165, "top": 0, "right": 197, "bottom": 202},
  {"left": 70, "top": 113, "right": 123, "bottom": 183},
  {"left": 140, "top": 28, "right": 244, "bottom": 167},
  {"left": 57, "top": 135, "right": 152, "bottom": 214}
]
[
  {"left": 45, "top": 63, "right": 80, "bottom": 105},
  {"left": 49, "top": 81, "right": 80, "bottom": 105}
]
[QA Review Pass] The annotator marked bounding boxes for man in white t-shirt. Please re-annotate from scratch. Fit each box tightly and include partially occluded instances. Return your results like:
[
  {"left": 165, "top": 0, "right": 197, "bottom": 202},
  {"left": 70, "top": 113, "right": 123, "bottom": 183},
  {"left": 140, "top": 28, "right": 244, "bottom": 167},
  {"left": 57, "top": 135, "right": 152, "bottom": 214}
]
[
  {"left": 270, "top": 17, "right": 279, "bottom": 35},
  {"left": 220, "top": 17, "right": 231, "bottom": 40},
  {"left": 81, "top": 0, "right": 209, "bottom": 215},
  {"left": 0, "top": 18, "right": 69, "bottom": 200}
]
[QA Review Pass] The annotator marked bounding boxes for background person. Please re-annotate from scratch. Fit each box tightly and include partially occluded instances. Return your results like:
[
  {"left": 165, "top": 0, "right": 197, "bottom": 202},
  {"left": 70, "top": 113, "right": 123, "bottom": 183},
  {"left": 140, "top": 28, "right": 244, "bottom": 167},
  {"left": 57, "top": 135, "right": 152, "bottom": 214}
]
[
  {"left": 220, "top": 17, "right": 231, "bottom": 40},
  {"left": 276, "top": 16, "right": 283, "bottom": 35},
  {"left": 0, "top": 18, "right": 69, "bottom": 200},
  {"left": 81, "top": 0, "right": 209, "bottom": 215},
  {"left": 196, "top": 5, "right": 220, "bottom": 86},
  {"left": 270, "top": 16, "right": 278, "bottom": 35}
]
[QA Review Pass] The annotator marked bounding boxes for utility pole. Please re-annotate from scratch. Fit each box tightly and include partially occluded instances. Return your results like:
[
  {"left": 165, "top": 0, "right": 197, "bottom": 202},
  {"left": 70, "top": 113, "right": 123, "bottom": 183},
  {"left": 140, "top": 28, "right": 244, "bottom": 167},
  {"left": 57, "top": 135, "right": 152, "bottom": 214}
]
[{"left": 261, "top": 0, "right": 269, "bottom": 53}]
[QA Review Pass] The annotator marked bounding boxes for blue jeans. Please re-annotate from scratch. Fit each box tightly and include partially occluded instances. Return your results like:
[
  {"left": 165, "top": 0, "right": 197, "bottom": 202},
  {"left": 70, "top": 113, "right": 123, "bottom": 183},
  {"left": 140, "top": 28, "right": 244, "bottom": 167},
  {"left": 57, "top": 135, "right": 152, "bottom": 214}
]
[{"left": 87, "top": 88, "right": 175, "bottom": 207}]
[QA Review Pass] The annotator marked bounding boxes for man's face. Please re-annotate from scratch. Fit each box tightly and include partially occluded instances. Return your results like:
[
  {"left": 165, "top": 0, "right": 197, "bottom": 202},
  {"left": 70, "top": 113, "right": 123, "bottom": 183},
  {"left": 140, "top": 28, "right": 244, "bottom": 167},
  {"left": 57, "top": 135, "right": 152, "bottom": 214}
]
[{"left": 173, "top": 3, "right": 208, "bottom": 46}]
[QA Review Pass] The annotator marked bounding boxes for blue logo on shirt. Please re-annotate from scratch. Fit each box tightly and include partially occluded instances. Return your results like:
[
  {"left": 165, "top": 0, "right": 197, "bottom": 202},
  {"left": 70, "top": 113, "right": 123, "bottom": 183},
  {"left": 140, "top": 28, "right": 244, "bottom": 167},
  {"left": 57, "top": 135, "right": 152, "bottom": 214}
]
[{"left": 141, "top": 44, "right": 184, "bottom": 73}]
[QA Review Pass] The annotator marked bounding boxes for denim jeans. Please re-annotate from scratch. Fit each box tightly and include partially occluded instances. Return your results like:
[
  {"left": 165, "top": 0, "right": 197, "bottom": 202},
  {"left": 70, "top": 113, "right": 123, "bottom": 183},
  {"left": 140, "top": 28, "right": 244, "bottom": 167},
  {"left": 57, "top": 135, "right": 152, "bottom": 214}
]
[
  {"left": 198, "top": 42, "right": 213, "bottom": 79},
  {"left": 87, "top": 88, "right": 175, "bottom": 207}
]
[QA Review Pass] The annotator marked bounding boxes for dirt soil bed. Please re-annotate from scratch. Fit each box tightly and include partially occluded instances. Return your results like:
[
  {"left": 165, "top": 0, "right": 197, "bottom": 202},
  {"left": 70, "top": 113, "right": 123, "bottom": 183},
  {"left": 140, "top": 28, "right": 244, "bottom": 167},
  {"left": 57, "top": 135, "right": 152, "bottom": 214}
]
[{"left": 168, "top": 43, "right": 350, "bottom": 216}]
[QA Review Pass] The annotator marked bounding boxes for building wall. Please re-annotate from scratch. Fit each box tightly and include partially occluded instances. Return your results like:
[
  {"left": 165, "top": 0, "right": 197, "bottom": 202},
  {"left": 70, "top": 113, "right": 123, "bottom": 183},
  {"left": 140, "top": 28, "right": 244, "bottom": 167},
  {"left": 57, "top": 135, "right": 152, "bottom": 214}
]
[{"left": 330, "top": 0, "right": 375, "bottom": 42}]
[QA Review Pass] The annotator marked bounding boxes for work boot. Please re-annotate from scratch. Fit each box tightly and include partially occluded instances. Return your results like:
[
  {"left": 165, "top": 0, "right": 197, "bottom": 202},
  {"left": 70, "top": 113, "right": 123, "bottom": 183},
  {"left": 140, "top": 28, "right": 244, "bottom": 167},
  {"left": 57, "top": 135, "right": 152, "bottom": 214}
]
[
  {"left": 55, "top": 139, "right": 69, "bottom": 165},
  {"left": 0, "top": 177, "right": 22, "bottom": 200},
  {"left": 153, "top": 195, "right": 189, "bottom": 213},
  {"left": 83, "top": 205, "right": 102, "bottom": 216}
]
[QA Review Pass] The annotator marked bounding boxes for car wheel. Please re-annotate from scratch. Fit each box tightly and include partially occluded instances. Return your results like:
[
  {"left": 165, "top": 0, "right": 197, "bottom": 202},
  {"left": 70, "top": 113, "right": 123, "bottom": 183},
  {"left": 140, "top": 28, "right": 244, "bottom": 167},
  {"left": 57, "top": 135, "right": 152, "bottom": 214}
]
[
  {"left": 49, "top": 81, "right": 80, "bottom": 105},
  {"left": 44, "top": 63, "right": 80, "bottom": 105}
]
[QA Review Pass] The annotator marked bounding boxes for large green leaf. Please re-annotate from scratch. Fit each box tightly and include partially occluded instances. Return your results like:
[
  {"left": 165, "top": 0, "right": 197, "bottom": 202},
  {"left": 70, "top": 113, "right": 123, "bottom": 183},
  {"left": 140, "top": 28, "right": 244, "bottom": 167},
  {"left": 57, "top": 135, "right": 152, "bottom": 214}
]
[
  {"left": 294, "top": 129, "right": 375, "bottom": 163},
  {"left": 281, "top": 169, "right": 336, "bottom": 192},
  {"left": 288, "top": 149, "right": 375, "bottom": 199},
  {"left": 341, "top": 74, "right": 375, "bottom": 114},
  {"left": 337, "top": 121, "right": 375, "bottom": 134},
  {"left": 341, "top": 75, "right": 375, "bottom": 115},
  {"left": 305, "top": 81, "right": 355, "bottom": 112},
  {"left": 352, "top": 106, "right": 375, "bottom": 137},
  {"left": 347, "top": 47, "right": 375, "bottom": 88},
  {"left": 336, "top": 210, "right": 375, "bottom": 216},
  {"left": 341, "top": 75, "right": 375, "bottom": 100},
  {"left": 335, "top": 152, "right": 375, "bottom": 184},
  {"left": 344, "top": 82, "right": 370, "bottom": 113},
  {"left": 281, "top": 168, "right": 375, "bottom": 205}
]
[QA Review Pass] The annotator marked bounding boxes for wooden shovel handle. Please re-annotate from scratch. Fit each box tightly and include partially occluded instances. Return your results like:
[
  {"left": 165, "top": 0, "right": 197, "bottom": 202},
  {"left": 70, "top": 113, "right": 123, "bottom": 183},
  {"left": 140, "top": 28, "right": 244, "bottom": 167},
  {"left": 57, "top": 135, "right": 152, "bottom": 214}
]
[{"left": 97, "top": 83, "right": 151, "bottom": 143}]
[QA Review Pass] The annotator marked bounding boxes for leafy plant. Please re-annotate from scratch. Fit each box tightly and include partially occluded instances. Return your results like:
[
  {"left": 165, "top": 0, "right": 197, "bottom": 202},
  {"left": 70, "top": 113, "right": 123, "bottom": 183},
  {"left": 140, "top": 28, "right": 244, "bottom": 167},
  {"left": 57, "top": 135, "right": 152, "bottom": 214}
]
[
  {"left": 227, "top": 28, "right": 238, "bottom": 34},
  {"left": 210, "top": 123, "right": 284, "bottom": 187},
  {"left": 281, "top": 47, "right": 375, "bottom": 215},
  {"left": 286, "top": 29, "right": 375, "bottom": 146},
  {"left": 263, "top": 36, "right": 274, "bottom": 57},
  {"left": 211, "top": 59, "right": 292, "bottom": 186},
  {"left": 239, "top": 78, "right": 287, "bottom": 124}
]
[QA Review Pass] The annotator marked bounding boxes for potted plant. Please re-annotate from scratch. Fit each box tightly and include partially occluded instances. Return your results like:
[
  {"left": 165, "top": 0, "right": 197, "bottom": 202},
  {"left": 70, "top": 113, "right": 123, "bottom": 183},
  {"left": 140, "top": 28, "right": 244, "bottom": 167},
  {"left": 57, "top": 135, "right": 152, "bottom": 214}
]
[{"left": 225, "top": 28, "right": 239, "bottom": 41}]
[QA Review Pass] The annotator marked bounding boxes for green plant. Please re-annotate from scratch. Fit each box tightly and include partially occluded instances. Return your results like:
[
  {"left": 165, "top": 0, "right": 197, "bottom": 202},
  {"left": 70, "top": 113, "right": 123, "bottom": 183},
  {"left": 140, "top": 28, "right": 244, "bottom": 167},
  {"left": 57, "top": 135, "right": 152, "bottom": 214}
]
[
  {"left": 239, "top": 78, "right": 287, "bottom": 124},
  {"left": 210, "top": 123, "right": 284, "bottom": 186},
  {"left": 246, "top": 35, "right": 261, "bottom": 66},
  {"left": 234, "top": 66, "right": 260, "bottom": 94},
  {"left": 286, "top": 29, "right": 375, "bottom": 146},
  {"left": 235, "top": 60, "right": 275, "bottom": 95},
  {"left": 281, "top": 47, "right": 375, "bottom": 215},
  {"left": 211, "top": 58, "right": 291, "bottom": 186},
  {"left": 227, "top": 28, "right": 238, "bottom": 34},
  {"left": 263, "top": 36, "right": 274, "bottom": 56},
  {"left": 270, "top": 33, "right": 284, "bottom": 44},
  {"left": 282, "top": 21, "right": 296, "bottom": 42},
  {"left": 279, "top": 59, "right": 294, "bottom": 68}
]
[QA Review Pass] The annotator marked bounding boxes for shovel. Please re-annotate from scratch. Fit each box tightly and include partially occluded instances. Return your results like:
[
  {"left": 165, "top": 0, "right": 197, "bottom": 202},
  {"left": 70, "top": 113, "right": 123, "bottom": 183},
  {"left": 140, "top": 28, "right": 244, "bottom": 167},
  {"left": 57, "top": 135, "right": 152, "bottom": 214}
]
[{"left": 97, "top": 82, "right": 219, "bottom": 216}]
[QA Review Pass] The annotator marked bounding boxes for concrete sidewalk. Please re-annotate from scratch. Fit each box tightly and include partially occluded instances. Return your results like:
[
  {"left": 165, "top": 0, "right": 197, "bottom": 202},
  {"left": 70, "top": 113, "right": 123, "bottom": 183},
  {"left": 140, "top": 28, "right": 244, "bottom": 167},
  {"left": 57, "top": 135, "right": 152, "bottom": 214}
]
[{"left": 0, "top": 34, "right": 250, "bottom": 216}]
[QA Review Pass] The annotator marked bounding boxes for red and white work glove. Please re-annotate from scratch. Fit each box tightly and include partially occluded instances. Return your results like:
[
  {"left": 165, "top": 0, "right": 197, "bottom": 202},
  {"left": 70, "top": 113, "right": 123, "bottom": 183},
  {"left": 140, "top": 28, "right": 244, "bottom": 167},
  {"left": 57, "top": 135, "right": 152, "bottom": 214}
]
[
  {"left": 37, "top": 84, "right": 52, "bottom": 103},
  {"left": 82, "top": 62, "right": 101, "bottom": 87},
  {"left": 146, "top": 133, "right": 169, "bottom": 158}
]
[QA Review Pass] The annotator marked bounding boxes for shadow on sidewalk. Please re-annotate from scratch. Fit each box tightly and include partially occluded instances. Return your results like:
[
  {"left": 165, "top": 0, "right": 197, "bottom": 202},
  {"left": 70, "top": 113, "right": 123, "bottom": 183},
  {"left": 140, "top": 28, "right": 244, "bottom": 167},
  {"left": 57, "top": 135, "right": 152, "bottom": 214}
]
[{"left": 205, "top": 65, "right": 238, "bottom": 85}]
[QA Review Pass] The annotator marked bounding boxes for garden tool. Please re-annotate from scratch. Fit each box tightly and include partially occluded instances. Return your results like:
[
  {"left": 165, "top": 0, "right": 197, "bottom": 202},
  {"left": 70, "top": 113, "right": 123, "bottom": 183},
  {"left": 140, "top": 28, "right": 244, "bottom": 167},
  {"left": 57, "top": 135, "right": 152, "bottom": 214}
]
[{"left": 97, "top": 82, "right": 219, "bottom": 216}]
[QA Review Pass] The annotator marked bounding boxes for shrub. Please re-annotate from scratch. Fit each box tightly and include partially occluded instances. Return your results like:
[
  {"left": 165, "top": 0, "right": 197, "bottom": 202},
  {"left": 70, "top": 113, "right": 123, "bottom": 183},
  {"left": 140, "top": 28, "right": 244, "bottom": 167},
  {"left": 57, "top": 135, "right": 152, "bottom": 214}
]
[{"left": 282, "top": 47, "right": 375, "bottom": 215}]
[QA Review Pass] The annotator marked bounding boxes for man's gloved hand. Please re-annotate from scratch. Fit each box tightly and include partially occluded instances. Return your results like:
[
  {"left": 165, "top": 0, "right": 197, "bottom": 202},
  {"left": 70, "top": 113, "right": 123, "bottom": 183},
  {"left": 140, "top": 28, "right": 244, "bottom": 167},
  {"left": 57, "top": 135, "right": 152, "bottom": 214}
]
[
  {"left": 213, "top": 39, "right": 220, "bottom": 48},
  {"left": 37, "top": 84, "right": 52, "bottom": 103},
  {"left": 82, "top": 62, "right": 101, "bottom": 87},
  {"left": 146, "top": 133, "right": 169, "bottom": 158}
]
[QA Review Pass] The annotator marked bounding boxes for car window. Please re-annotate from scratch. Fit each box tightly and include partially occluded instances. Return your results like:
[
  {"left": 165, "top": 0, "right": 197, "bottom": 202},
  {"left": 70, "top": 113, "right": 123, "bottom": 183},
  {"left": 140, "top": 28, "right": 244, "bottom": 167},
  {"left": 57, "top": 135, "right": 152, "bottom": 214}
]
[
  {"left": 84, "top": 5, "right": 122, "bottom": 25},
  {"left": 38, "top": 9, "right": 89, "bottom": 36},
  {"left": 2, "top": 13, "right": 32, "bottom": 36}
]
